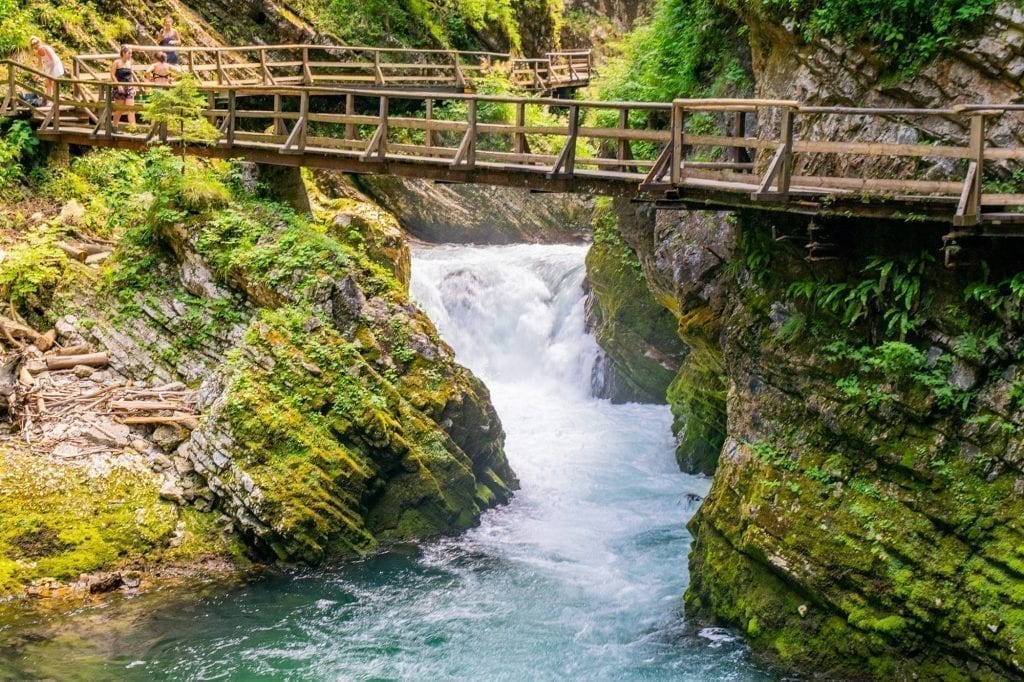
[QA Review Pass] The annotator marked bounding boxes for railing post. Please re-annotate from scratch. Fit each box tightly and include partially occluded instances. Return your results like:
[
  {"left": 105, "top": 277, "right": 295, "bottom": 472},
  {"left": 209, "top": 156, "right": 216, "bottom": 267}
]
[
  {"left": 226, "top": 89, "right": 236, "bottom": 147},
  {"left": 274, "top": 93, "right": 285, "bottom": 136},
  {"left": 453, "top": 52, "right": 466, "bottom": 90},
  {"left": 514, "top": 100, "right": 527, "bottom": 155},
  {"left": 298, "top": 90, "right": 309, "bottom": 153},
  {"left": 302, "top": 47, "right": 313, "bottom": 86},
  {"left": 373, "top": 50, "right": 385, "bottom": 86},
  {"left": 259, "top": 48, "right": 269, "bottom": 85},
  {"left": 778, "top": 105, "right": 794, "bottom": 198},
  {"left": 731, "top": 110, "right": 747, "bottom": 165},
  {"left": 967, "top": 113, "right": 986, "bottom": 221},
  {"left": 425, "top": 98, "right": 434, "bottom": 148},
  {"left": 52, "top": 82, "right": 61, "bottom": 133},
  {"left": 215, "top": 50, "right": 224, "bottom": 85},
  {"left": 3, "top": 63, "right": 14, "bottom": 115},
  {"left": 103, "top": 83, "right": 114, "bottom": 138},
  {"left": 616, "top": 108, "right": 634, "bottom": 172},
  {"left": 378, "top": 95, "right": 389, "bottom": 160},
  {"left": 187, "top": 51, "right": 196, "bottom": 77},
  {"left": 466, "top": 98, "right": 476, "bottom": 166},
  {"left": 71, "top": 58, "right": 83, "bottom": 102},
  {"left": 671, "top": 103, "right": 685, "bottom": 185},
  {"left": 345, "top": 92, "right": 355, "bottom": 140}
]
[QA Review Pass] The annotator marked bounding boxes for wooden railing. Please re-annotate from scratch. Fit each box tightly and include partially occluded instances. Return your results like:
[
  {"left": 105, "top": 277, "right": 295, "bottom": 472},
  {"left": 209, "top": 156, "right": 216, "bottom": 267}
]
[
  {"left": 643, "top": 99, "right": 1024, "bottom": 227},
  {"left": 511, "top": 51, "right": 592, "bottom": 92},
  {"left": 70, "top": 44, "right": 592, "bottom": 93},
  {"left": 2, "top": 61, "right": 1023, "bottom": 225}
]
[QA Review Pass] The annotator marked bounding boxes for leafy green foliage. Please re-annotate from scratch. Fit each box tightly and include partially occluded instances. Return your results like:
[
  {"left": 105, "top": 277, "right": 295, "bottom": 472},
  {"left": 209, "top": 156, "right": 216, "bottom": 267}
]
[
  {"left": 142, "top": 76, "right": 221, "bottom": 160},
  {"left": 0, "top": 224, "right": 69, "bottom": 315},
  {"left": 296, "top": 0, "right": 528, "bottom": 51},
  {"left": 787, "top": 252, "right": 932, "bottom": 341},
  {"left": 597, "top": 0, "right": 750, "bottom": 102},
  {"left": 0, "top": 120, "right": 40, "bottom": 199},
  {"left": 823, "top": 339, "right": 974, "bottom": 411},
  {"left": 730, "top": 0, "right": 997, "bottom": 74},
  {"left": 591, "top": 197, "right": 641, "bottom": 272}
]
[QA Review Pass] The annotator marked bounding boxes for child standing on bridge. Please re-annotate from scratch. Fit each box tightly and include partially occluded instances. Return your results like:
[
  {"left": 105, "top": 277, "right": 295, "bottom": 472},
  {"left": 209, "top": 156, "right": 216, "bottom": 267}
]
[
  {"left": 148, "top": 51, "right": 176, "bottom": 85},
  {"left": 28, "top": 37, "right": 64, "bottom": 100}
]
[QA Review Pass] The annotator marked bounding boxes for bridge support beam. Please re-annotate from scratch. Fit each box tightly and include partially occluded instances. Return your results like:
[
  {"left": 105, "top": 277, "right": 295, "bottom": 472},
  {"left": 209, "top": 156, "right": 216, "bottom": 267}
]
[{"left": 253, "top": 163, "right": 312, "bottom": 214}]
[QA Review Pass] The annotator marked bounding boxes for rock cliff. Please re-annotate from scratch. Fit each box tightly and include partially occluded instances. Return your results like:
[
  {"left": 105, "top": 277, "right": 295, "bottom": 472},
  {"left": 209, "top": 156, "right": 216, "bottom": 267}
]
[
  {"left": 583, "top": 2, "right": 1024, "bottom": 675},
  {"left": 0, "top": 150, "right": 517, "bottom": 595}
]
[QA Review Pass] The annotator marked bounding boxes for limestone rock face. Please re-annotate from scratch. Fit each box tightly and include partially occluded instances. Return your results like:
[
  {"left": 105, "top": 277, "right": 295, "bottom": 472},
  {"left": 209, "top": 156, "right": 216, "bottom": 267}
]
[
  {"left": 588, "top": 199, "right": 734, "bottom": 473},
  {"left": 62, "top": 168, "right": 517, "bottom": 566},
  {"left": 740, "top": 2, "right": 1024, "bottom": 179}
]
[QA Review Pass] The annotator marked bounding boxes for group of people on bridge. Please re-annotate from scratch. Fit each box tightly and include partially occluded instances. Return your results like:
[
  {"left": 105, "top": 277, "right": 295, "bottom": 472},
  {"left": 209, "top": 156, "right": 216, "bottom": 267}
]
[{"left": 26, "top": 16, "right": 183, "bottom": 124}]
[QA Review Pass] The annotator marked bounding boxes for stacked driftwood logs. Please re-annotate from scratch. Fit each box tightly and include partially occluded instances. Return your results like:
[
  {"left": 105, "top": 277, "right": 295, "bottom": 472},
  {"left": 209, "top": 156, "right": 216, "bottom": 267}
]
[{"left": 0, "top": 314, "right": 198, "bottom": 453}]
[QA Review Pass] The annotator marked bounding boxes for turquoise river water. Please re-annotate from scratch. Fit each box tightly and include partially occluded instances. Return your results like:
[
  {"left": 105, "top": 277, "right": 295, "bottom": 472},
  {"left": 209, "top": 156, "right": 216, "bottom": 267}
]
[{"left": 0, "top": 244, "right": 772, "bottom": 681}]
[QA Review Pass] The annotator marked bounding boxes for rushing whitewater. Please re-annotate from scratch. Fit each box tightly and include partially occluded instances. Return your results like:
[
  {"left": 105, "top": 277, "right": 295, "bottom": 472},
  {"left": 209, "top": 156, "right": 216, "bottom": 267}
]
[{"left": 0, "top": 244, "right": 769, "bottom": 680}]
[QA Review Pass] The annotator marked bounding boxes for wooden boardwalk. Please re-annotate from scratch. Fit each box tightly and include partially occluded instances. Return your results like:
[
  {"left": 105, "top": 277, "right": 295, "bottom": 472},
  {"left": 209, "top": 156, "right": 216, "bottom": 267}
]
[
  {"left": 3, "top": 56, "right": 1024, "bottom": 235},
  {"left": 70, "top": 44, "right": 592, "bottom": 94}
]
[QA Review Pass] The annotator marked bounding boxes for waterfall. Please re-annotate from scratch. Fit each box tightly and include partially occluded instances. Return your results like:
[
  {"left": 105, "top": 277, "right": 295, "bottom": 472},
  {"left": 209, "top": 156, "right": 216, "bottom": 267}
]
[{"left": 411, "top": 243, "right": 601, "bottom": 398}]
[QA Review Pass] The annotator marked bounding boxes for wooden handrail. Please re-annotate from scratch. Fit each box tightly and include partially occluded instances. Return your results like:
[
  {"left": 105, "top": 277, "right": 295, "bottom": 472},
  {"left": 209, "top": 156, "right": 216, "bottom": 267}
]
[{"left": 3, "top": 58, "right": 1023, "bottom": 226}]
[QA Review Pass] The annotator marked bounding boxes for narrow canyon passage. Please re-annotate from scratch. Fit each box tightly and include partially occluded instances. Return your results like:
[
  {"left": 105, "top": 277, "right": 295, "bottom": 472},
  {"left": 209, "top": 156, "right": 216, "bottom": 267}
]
[{"left": 0, "top": 244, "right": 770, "bottom": 680}]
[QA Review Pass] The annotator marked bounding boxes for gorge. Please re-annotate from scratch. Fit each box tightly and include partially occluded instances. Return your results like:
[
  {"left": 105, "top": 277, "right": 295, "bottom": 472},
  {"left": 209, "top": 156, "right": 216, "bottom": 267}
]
[{"left": 1, "top": 0, "right": 1023, "bottom": 680}]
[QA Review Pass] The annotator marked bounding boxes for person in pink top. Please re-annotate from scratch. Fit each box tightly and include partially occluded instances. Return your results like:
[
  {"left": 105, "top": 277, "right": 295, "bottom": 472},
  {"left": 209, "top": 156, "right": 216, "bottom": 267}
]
[{"left": 28, "top": 37, "right": 64, "bottom": 99}]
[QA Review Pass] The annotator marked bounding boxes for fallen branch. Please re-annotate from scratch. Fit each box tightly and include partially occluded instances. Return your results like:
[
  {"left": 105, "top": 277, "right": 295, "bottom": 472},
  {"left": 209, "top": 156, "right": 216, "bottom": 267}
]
[
  {"left": 121, "top": 415, "right": 199, "bottom": 429},
  {"left": 45, "top": 352, "right": 108, "bottom": 371},
  {"left": 109, "top": 400, "right": 187, "bottom": 412}
]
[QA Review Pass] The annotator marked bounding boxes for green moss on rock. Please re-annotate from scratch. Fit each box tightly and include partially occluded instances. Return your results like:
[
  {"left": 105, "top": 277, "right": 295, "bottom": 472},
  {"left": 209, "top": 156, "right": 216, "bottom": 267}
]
[{"left": 586, "top": 210, "right": 687, "bottom": 403}]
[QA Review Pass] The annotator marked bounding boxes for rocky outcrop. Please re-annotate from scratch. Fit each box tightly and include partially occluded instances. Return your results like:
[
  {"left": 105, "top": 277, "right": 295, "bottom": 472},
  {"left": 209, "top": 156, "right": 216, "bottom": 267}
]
[
  {"left": 586, "top": 199, "right": 731, "bottom": 473},
  {"left": 738, "top": 2, "right": 1024, "bottom": 179},
  {"left": 46, "top": 153, "right": 517, "bottom": 571}
]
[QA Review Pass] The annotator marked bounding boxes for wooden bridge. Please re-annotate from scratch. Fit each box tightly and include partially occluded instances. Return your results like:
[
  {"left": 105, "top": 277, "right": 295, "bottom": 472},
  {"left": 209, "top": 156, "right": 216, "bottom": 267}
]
[
  {"left": 69, "top": 44, "right": 593, "bottom": 94},
  {"left": 2, "top": 56, "right": 1024, "bottom": 240}
]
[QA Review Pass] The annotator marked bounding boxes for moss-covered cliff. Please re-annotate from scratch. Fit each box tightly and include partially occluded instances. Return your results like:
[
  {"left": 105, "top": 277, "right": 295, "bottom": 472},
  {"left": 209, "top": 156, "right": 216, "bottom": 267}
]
[
  {"left": 0, "top": 145, "right": 517, "bottom": 596},
  {"left": 581, "top": 1, "right": 1024, "bottom": 676},
  {"left": 683, "top": 213, "right": 1024, "bottom": 678}
]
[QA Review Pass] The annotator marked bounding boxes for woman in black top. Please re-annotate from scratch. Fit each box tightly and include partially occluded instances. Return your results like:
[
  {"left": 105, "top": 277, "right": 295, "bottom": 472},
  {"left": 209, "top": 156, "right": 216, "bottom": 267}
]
[{"left": 110, "top": 45, "right": 136, "bottom": 125}]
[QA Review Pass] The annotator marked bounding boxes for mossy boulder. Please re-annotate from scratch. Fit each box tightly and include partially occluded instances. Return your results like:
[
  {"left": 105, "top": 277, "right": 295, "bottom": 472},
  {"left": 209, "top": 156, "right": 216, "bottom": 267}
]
[
  {"left": 585, "top": 200, "right": 731, "bottom": 471},
  {"left": 0, "top": 448, "right": 241, "bottom": 595}
]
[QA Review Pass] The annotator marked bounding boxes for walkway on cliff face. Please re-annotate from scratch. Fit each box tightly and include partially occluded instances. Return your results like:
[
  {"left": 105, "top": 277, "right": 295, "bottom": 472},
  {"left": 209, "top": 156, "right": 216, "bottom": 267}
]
[{"left": 3, "top": 46, "right": 1024, "bottom": 239}]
